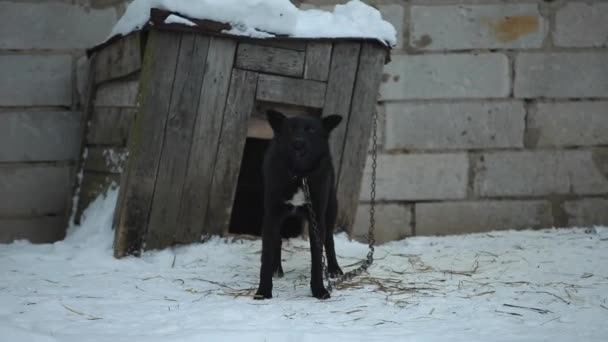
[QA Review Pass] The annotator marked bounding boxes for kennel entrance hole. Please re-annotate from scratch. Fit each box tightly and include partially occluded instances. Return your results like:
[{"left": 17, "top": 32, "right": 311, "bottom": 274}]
[{"left": 229, "top": 137, "right": 269, "bottom": 236}]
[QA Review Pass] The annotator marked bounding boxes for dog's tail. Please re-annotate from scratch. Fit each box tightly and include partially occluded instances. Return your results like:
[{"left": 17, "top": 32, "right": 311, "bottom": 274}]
[{"left": 280, "top": 215, "right": 304, "bottom": 239}]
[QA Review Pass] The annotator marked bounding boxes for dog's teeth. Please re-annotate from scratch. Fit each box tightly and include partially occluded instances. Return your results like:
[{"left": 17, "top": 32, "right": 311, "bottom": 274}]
[{"left": 285, "top": 187, "right": 307, "bottom": 206}]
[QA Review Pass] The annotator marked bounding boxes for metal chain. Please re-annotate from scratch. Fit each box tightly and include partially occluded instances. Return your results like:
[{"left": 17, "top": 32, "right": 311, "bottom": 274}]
[{"left": 302, "top": 109, "right": 378, "bottom": 292}]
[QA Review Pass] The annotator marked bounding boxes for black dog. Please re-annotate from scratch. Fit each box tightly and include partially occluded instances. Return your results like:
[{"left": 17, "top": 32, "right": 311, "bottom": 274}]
[{"left": 254, "top": 110, "right": 343, "bottom": 300}]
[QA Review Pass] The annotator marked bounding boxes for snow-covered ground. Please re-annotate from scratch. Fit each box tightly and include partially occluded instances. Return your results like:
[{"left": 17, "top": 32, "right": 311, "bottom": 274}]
[{"left": 1, "top": 189, "right": 607, "bottom": 341}]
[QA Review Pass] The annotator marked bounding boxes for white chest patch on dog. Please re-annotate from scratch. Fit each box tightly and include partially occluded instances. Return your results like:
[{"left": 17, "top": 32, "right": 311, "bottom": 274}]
[{"left": 285, "top": 187, "right": 307, "bottom": 207}]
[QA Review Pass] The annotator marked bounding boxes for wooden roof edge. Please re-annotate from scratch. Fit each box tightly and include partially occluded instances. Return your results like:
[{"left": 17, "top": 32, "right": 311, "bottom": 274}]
[{"left": 87, "top": 9, "right": 392, "bottom": 63}]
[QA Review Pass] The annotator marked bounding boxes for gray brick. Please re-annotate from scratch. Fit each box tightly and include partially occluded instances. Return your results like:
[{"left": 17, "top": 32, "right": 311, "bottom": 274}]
[
  {"left": 353, "top": 203, "right": 411, "bottom": 243},
  {"left": 385, "top": 101, "right": 525, "bottom": 151},
  {"left": 0, "top": 165, "right": 72, "bottom": 216},
  {"left": 473, "top": 150, "right": 608, "bottom": 197},
  {"left": 528, "top": 101, "right": 608, "bottom": 147},
  {"left": 0, "top": 2, "right": 116, "bottom": 49},
  {"left": 416, "top": 200, "right": 553, "bottom": 236},
  {"left": 0, "top": 55, "right": 72, "bottom": 106},
  {"left": 380, "top": 54, "right": 510, "bottom": 100},
  {"left": 564, "top": 198, "right": 608, "bottom": 227},
  {"left": 410, "top": 4, "right": 546, "bottom": 50},
  {"left": 94, "top": 80, "right": 139, "bottom": 107},
  {"left": 0, "top": 217, "right": 66, "bottom": 244},
  {"left": 555, "top": 3, "right": 608, "bottom": 48},
  {"left": 360, "top": 154, "right": 468, "bottom": 201},
  {"left": 0, "top": 112, "right": 82, "bottom": 162},
  {"left": 515, "top": 53, "right": 608, "bottom": 98}
]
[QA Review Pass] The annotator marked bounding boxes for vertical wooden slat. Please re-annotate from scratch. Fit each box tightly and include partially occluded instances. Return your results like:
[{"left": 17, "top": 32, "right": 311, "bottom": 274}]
[
  {"left": 335, "top": 43, "right": 386, "bottom": 233},
  {"left": 304, "top": 42, "right": 332, "bottom": 81},
  {"left": 145, "top": 34, "right": 211, "bottom": 249},
  {"left": 178, "top": 37, "right": 237, "bottom": 242},
  {"left": 113, "top": 30, "right": 181, "bottom": 257},
  {"left": 203, "top": 69, "right": 258, "bottom": 235},
  {"left": 322, "top": 42, "right": 361, "bottom": 181}
]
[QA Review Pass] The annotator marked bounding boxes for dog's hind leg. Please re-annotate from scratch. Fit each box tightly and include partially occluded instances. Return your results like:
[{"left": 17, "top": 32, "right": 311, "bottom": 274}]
[
  {"left": 325, "top": 191, "right": 343, "bottom": 278},
  {"left": 273, "top": 238, "right": 284, "bottom": 278}
]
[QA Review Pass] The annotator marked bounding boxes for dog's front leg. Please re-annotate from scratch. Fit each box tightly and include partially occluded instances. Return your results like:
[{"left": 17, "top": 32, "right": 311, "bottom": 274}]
[
  {"left": 308, "top": 195, "right": 330, "bottom": 300},
  {"left": 255, "top": 214, "right": 280, "bottom": 300}
]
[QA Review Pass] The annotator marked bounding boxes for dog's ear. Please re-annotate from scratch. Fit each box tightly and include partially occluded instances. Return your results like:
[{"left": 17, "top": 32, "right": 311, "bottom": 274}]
[
  {"left": 267, "top": 109, "right": 286, "bottom": 134},
  {"left": 322, "top": 115, "right": 342, "bottom": 133}
]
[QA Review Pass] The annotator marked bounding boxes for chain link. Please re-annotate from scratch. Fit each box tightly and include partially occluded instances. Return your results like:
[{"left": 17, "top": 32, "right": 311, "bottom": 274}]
[{"left": 302, "top": 109, "right": 378, "bottom": 292}]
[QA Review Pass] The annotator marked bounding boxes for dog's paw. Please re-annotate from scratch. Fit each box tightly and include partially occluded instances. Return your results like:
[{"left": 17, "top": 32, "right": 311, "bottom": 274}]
[
  {"left": 328, "top": 266, "right": 343, "bottom": 278},
  {"left": 311, "top": 286, "right": 330, "bottom": 300},
  {"left": 273, "top": 267, "right": 284, "bottom": 278},
  {"left": 254, "top": 288, "right": 272, "bottom": 300}
]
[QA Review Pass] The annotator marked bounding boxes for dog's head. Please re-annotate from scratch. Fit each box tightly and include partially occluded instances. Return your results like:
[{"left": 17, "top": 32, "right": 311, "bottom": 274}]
[{"left": 266, "top": 109, "right": 342, "bottom": 174}]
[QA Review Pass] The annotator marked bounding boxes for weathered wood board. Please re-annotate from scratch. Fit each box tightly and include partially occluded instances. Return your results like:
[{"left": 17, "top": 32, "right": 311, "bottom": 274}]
[
  {"left": 256, "top": 74, "right": 326, "bottom": 108},
  {"left": 304, "top": 42, "right": 332, "bottom": 82},
  {"left": 335, "top": 43, "right": 386, "bottom": 233},
  {"left": 146, "top": 34, "right": 211, "bottom": 249},
  {"left": 113, "top": 30, "right": 181, "bottom": 257},
  {"left": 204, "top": 69, "right": 258, "bottom": 235},
  {"left": 322, "top": 43, "right": 361, "bottom": 179},
  {"left": 86, "top": 107, "right": 135, "bottom": 146},
  {"left": 236, "top": 43, "right": 305, "bottom": 77},
  {"left": 178, "top": 37, "right": 237, "bottom": 243},
  {"left": 93, "top": 33, "right": 142, "bottom": 85}
]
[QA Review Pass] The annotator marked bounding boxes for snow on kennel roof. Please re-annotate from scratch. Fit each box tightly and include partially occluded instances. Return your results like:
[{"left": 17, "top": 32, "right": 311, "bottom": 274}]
[{"left": 107, "top": 0, "right": 397, "bottom": 46}]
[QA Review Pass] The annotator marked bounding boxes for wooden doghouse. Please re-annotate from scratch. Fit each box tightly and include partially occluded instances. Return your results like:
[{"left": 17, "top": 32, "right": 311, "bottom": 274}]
[{"left": 79, "top": 10, "right": 389, "bottom": 257}]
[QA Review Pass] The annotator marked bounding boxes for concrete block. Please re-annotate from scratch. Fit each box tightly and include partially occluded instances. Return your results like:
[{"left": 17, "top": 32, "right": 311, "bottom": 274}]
[
  {"left": 0, "top": 112, "right": 82, "bottom": 162},
  {"left": 353, "top": 203, "right": 411, "bottom": 243},
  {"left": 410, "top": 4, "right": 546, "bottom": 50},
  {"left": 360, "top": 153, "right": 469, "bottom": 201},
  {"left": 527, "top": 101, "right": 608, "bottom": 147},
  {"left": 0, "top": 55, "right": 72, "bottom": 106},
  {"left": 385, "top": 101, "right": 525, "bottom": 150},
  {"left": 473, "top": 150, "right": 608, "bottom": 197},
  {"left": 0, "top": 165, "right": 72, "bottom": 216},
  {"left": 0, "top": 1, "right": 117, "bottom": 49},
  {"left": 0, "top": 217, "right": 67, "bottom": 244},
  {"left": 564, "top": 198, "right": 608, "bottom": 227},
  {"left": 380, "top": 54, "right": 510, "bottom": 100},
  {"left": 555, "top": 3, "right": 608, "bottom": 48},
  {"left": 416, "top": 200, "right": 553, "bottom": 236},
  {"left": 515, "top": 52, "right": 608, "bottom": 98}
]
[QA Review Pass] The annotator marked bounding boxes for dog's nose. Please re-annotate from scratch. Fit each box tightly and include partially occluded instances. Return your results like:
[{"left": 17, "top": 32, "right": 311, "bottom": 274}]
[{"left": 292, "top": 139, "right": 305, "bottom": 151}]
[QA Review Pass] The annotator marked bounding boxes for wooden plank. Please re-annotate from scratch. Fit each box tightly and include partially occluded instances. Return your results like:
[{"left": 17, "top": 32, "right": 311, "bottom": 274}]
[
  {"left": 0, "top": 165, "right": 71, "bottom": 216},
  {"left": 235, "top": 43, "right": 305, "bottom": 77},
  {"left": 178, "top": 37, "right": 237, "bottom": 242},
  {"left": 304, "top": 42, "right": 332, "bottom": 81},
  {"left": 204, "top": 69, "right": 258, "bottom": 235},
  {"left": 94, "top": 79, "right": 140, "bottom": 107},
  {"left": 322, "top": 42, "right": 361, "bottom": 181},
  {"left": 86, "top": 107, "right": 135, "bottom": 146},
  {"left": 256, "top": 74, "right": 326, "bottom": 108},
  {"left": 0, "top": 216, "right": 67, "bottom": 244},
  {"left": 75, "top": 172, "right": 120, "bottom": 223},
  {"left": 113, "top": 30, "right": 181, "bottom": 257},
  {"left": 93, "top": 33, "right": 142, "bottom": 85},
  {"left": 146, "top": 34, "right": 211, "bottom": 249},
  {"left": 83, "top": 147, "right": 128, "bottom": 174},
  {"left": 254, "top": 39, "right": 307, "bottom": 52},
  {"left": 335, "top": 43, "right": 386, "bottom": 234}
]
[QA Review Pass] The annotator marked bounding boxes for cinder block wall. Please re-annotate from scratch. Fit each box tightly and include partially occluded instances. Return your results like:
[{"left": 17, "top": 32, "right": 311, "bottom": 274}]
[
  {"left": 299, "top": 0, "right": 608, "bottom": 242},
  {"left": 1, "top": 0, "right": 607, "bottom": 243},
  {"left": 0, "top": 0, "right": 120, "bottom": 242}
]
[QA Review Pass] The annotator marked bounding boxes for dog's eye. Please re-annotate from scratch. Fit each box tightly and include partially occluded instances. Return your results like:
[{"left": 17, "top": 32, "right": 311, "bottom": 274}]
[{"left": 307, "top": 126, "right": 315, "bottom": 134}]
